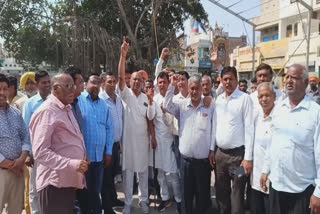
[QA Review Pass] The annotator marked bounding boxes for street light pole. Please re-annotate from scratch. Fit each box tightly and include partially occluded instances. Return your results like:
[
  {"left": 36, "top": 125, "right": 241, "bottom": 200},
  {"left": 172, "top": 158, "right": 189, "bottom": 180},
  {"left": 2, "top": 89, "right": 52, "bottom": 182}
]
[{"left": 295, "top": 0, "right": 313, "bottom": 72}]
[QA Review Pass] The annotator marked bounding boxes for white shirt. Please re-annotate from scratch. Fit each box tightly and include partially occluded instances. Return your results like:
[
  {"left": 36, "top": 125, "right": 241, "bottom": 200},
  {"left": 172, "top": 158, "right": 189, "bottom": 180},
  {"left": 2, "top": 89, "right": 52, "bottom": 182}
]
[
  {"left": 147, "top": 93, "right": 178, "bottom": 173},
  {"left": 164, "top": 86, "right": 216, "bottom": 159},
  {"left": 262, "top": 96, "right": 320, "bottom": 197},
  {"left": 215, "top": 88, "right": 254, "bottom": 160},
  {"left": 251, "top": 109, "right": 273, "bottom": 193}
]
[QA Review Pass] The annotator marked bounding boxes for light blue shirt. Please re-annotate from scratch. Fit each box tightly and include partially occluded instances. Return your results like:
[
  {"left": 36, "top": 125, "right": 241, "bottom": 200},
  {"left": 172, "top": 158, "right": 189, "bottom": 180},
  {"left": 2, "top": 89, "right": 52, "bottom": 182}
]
[
  {"left": 22, "top": 93, "right": 45, "bottom": 126},
  {"left": 99, "top": 90, "right": 123, "bottom": 143},
  {"left": 262, "top": 95, "right": 320, "bottom": 197},
  {"left": 78, "top": 91, "right": 114, "bottom": 162},
  {"left": 164, "top": 85, "right": 216, "bottom": 159}
]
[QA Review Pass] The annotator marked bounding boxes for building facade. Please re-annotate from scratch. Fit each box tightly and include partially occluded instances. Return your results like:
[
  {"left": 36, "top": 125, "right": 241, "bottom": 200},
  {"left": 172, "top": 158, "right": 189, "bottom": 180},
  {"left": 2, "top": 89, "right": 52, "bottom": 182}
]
[
  {"left": 231, "top": 0, "right": 320, "bottom": 83},
  {"left": 185, "top": 21, "right": 247, "bottom": 76}
]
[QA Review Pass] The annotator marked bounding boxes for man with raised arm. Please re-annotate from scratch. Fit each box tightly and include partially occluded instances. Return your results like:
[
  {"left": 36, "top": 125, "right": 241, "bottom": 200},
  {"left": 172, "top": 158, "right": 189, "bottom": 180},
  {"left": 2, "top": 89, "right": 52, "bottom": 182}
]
[{"left": 118, "top": 37, "right": 154, "bottom": 214}]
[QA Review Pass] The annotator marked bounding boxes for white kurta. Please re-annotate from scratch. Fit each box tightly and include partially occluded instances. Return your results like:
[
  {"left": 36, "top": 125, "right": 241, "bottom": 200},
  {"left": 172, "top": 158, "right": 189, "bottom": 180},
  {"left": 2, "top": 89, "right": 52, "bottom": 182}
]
[
  {"left": 120, "top": 86, "right": 151, "bottom": 172},
  {"left": 251, "top": 110, "right": 273, "bottom": 194},
  {"left": 149, "top": 93, "right": 178, "bottom": 173}
]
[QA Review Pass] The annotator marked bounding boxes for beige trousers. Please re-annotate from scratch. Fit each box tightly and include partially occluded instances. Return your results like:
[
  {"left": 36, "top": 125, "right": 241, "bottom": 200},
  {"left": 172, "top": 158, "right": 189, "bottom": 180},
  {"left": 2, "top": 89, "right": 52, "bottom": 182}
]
[{"left": 0, "top": 168, "right": 25, "bottom": 214}]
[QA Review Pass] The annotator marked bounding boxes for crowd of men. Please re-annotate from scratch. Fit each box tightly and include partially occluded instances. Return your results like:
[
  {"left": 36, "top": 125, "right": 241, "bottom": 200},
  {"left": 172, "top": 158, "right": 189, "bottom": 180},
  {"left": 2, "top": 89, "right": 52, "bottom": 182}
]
[{"left": 1, "top": 36, "right": 320, "bottom": 214}]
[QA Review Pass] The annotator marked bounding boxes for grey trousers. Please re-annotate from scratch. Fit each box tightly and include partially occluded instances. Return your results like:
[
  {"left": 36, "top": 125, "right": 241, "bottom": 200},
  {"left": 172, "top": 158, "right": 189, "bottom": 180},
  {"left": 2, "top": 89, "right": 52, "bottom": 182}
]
[
  {"left": 39, "top": 185, "right": 76, "bottom": 214},
  {"left": 215, "top": 147, "right": 247, "bottom": 214}
]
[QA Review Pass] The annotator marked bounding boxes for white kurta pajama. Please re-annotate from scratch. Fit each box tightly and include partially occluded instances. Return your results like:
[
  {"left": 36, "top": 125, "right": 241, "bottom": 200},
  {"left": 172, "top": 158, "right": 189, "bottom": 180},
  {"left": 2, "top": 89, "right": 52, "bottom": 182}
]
[
  {"left": 148, "top": 93, "right": 181, "bottom": 202},
  {"left": 119, "top": 86, "right": 153, "bottom": 206},
  {"left": 251, "top": 109, "right": 273, "bottom": 194}
]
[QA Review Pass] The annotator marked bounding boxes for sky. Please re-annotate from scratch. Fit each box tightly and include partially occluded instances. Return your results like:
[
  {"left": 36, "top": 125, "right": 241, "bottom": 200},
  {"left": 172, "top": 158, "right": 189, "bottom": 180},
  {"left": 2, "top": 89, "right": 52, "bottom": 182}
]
[{"left": 184, "top": 0, "right": 262, "bottom": 45}]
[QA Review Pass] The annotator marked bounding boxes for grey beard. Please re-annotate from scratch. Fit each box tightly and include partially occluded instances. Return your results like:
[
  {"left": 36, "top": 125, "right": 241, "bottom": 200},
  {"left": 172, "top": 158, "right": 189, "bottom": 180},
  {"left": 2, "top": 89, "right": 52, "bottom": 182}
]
[{"left": 26, "top": 90, "right": 37, "bottom": 98}]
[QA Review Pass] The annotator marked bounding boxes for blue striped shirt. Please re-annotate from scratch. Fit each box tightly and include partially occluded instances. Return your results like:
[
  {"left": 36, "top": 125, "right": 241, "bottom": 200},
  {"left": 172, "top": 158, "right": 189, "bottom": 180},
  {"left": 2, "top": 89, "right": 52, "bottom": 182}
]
[{"left": 78, "top": 91, "right": 114, "bottom": 162}]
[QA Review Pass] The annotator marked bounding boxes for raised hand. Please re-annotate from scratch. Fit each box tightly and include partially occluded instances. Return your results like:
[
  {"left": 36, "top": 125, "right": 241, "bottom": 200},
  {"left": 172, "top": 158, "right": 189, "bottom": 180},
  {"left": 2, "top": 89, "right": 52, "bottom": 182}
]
[
  {"left": 170, "top": 74, "right": 178, "bottom": 87},
  {"left": 121, "top": 36, "right": 130, "bottom": 58},
  {"left": 146, "top": 88, "right": 154, "bottom": 105},
  {"left": 160, "top": 47, "right": 170, "bottom": 60}
]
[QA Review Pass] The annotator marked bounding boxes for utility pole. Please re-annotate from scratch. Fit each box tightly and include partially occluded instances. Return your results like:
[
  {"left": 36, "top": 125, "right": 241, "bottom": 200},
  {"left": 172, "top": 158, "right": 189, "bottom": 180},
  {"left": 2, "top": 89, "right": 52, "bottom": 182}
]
[
  {"left": 207, "top": 0, "right": 257, "bottom": 77},
  {"left": 295, "top": 0, "right": 313, "bottom": 72}
]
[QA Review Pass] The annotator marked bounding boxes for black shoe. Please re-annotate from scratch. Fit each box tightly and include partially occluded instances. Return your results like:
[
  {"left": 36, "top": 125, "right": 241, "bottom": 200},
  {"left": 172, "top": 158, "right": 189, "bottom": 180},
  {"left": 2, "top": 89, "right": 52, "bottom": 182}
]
[
  {"left": 158, "top": 200, "right": 172, "bottom": 212},
  {"left": 112, "top": 199, "right": 125, "bottom": 208},
  {"left": 176, "top": 202, "right": 181, "bottom": 214}
]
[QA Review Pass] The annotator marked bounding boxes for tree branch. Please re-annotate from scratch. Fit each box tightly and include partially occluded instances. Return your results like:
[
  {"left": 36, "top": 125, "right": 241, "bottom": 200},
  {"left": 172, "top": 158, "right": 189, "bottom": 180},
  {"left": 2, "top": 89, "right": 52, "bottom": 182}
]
[
  {"left": 116, "top": 0, "right": 137, "bottom": 45},
  {"left": 134, "top": 2, "right": 152, "bottom": 38},
  {"left": 158, "top": 31, "right": 176, "bottom": 48}
]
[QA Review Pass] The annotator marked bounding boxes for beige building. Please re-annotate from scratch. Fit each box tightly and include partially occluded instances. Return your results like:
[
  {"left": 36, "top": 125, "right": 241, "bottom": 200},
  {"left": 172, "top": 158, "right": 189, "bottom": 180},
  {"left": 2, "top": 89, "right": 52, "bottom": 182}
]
[
  {"left": 231, "top": 0, "right": 320, "bottom": 82},
  {"left": 185, "top": 21, "right": 247, "bottom": 76}
]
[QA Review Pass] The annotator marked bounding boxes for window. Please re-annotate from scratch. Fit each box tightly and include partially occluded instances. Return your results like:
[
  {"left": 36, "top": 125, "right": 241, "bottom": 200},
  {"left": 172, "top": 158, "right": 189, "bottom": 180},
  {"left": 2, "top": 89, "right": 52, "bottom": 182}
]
[
  {"left": 263, "top": 36, "right": 271, "bottom": 42},
  {"left": 273, "top": 34, "right": 279, "bottom": 40},
  {"left": 9, "top": 64, "right": 12, "bottom": 67},
  {"left": 13, "top": 64, "right": 16, "bottom": 67},
  {"left": 203, "top": 47, "right": 210, "bottom": 59},
  {"left": 286, "top": 25, "right": 292, "bottom": 37},
  {"left": 294, "top": 23, "right": 298, "bottom": 36}
]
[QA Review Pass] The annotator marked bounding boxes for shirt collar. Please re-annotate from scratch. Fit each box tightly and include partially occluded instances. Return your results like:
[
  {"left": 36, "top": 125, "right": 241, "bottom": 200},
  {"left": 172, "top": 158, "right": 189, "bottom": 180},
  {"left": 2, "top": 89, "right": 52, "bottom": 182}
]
[
  {"left": 187, "top": 98, "right": 204, "bottom": 109},
  {"left": 0, "top": 103, "right": 12, "bottom": 114},
  {"left": 49, "top": 95, "right": 72, "bottom": 111},
  {"left": 100, "top": 90, "right": 119, "bottom": 102},
  {"left": 222, "top": 87, "right": 242, "bottom": 99},
  {"left": 309, "top": 88, "right": 320, "bottom": 95},
  {"left": 34, "top": 92, "right": 45, "bottom": 102},
  {"left": 178, "top": 92, "right": 188, "bottom": 99},
  {"left": 259, "top": 107, "right": 275, "bottom": 121},
  {"left": 282, "top": 95, "right": 311, "bottom": 110}
]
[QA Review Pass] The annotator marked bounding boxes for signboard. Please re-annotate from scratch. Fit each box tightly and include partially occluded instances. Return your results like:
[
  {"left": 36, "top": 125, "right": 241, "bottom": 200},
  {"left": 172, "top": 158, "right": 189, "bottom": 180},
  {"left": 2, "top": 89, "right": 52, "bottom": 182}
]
[{"left": 199, "top": 60, "right": 212, "bottom": 68}]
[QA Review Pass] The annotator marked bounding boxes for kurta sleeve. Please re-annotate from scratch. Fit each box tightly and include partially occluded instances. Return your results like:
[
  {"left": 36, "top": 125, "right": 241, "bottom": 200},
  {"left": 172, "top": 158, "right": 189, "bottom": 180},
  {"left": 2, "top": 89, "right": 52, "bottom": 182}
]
[{"left": 243, "top": 95, "right": 254, "bottom": 161}]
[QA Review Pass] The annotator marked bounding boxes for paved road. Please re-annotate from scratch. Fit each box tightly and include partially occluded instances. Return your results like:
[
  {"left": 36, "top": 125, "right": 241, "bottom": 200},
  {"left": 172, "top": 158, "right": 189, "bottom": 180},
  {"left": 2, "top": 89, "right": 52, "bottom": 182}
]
[{"left": 2, "top": 171, "right": 250, "bottom": 214}]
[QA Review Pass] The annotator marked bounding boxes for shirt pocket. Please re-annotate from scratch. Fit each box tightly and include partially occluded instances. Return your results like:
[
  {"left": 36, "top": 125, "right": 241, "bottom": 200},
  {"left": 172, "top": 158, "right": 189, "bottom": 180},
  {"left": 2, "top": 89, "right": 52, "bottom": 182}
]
[
  {"left": 289, "top": 121, "right": 314, "bottom": 146},
  {"left": 197, "top": 109, "right": 209, "bottom": 131}
]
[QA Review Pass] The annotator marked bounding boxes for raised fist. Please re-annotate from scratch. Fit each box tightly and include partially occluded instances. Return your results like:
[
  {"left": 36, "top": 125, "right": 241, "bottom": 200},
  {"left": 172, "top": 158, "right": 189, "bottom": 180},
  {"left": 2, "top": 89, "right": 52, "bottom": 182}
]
[
  {"left": 160, "top": 48, "right": 170, "bottom": 60},
  {"left": 121, "top": 36, "right": 130, "bottom": 57}
]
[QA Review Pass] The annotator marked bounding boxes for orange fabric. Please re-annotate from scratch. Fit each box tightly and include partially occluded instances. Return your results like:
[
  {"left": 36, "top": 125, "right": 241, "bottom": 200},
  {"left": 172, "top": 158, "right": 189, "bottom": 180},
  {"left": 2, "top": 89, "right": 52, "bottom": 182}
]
[
  {"left": 309, "top": 75, "right": 319, "bottom": 84},
  {"left": 138, "top": 70, "right": 149, "bottom": 80}
]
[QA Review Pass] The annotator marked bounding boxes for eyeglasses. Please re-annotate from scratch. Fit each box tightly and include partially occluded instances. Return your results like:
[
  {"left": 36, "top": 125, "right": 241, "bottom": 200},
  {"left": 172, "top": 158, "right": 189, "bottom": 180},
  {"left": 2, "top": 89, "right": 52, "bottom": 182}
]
[{"left": 57, "top": 84, "right": 76, "bottom": 91}]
